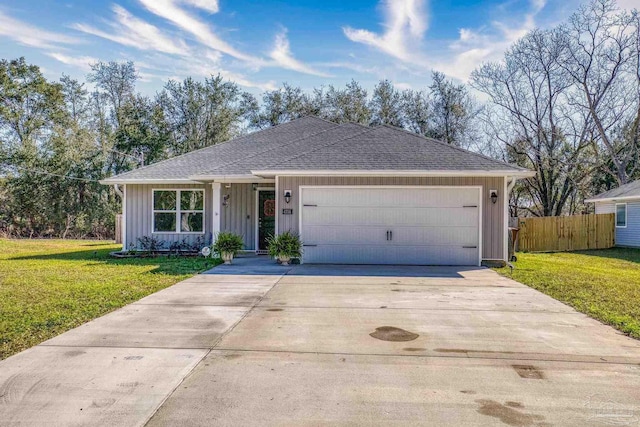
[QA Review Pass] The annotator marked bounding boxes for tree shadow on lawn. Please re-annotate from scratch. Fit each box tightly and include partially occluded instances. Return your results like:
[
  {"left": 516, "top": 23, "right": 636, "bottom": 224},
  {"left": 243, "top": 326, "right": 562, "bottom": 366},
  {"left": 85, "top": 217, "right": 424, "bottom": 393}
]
[{"left": 8, "top": 247, "right": 219, "bottom": 276}]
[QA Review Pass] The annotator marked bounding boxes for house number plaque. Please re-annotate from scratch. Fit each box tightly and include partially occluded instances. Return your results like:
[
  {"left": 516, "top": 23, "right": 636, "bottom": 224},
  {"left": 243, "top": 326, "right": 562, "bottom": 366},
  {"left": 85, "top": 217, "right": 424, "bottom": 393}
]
[{"left": 282, "top": 209, "right": 293, "bottom": 215}]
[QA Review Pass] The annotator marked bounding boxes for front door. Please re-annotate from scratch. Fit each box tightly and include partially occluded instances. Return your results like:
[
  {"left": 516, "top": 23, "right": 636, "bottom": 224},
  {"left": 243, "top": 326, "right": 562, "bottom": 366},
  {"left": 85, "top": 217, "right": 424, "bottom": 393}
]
[{"left": 257, "top": 190, "right": 276, "bottom": 251}]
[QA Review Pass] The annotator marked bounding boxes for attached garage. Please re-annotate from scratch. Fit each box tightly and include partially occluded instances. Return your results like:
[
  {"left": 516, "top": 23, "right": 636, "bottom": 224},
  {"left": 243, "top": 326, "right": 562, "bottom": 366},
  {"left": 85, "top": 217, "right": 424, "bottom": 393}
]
[
  {"left": 299, "top": 186, "right": 481, "bottom": 266},
  {"left": 104, "top": 116, "right": 534, "bottom": 265}
]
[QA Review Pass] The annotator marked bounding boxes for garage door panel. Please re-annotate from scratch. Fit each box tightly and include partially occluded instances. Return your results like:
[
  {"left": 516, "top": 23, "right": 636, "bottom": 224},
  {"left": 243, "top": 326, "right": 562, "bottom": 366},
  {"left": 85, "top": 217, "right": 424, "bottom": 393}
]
[
  {"left": 303, "top": 207, "right": 478, "bottom": 227},
  {"left": 303, "top": 245, "right": 478, "bottom": 266},
  {"left": 390, "top": 226, "right": 479, "bottom": 247},
  {"left": 300, "top": 187, "right": 481, "bottom": 266},
  {"left": 302, "top": 187, "right": 479, "bottom": 209},
  {"left": 303, "top": 225, "right": 478, "bottom": 247}
]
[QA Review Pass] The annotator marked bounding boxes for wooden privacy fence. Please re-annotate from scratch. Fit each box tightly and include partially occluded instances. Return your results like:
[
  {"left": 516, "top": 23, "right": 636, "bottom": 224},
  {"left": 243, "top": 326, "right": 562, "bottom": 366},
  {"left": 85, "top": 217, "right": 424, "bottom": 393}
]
[
  {"left": 115, "top": 214, "right": 122, "bottom": 244},
  {"left": 517, "top": 213, "right": 615, "bottom": 252}
]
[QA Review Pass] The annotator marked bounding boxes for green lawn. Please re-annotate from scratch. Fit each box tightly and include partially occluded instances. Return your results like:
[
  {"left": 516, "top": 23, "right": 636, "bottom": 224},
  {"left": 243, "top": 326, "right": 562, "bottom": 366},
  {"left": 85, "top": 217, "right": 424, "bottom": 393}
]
[
  {"left": 0, "top": 239, "right": 219, "bottom": 360},
  {"left": 495, "top": 248, "right": 640, "bottom": 339}
]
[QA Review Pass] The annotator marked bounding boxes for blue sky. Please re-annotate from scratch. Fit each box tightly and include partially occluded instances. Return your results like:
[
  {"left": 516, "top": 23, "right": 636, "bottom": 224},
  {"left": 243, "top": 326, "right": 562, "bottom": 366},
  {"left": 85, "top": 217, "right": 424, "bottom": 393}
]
[{"left": 0, "top": 0, "right": 634, "bottom": 95}]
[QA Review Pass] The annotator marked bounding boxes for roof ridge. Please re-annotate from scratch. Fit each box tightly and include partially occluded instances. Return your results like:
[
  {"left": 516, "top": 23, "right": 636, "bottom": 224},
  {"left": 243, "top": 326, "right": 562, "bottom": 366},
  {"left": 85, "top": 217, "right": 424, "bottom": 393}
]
[
  {"left": 201, "top": 121, "right": 346, "bottom": 175},
  {"left": 378, "top": 123, "right": 527, "bottom": 171},
  {"left": 259, "top": 125, "right": 376, "bottom": 169},
  {"left": 103, "top": 116, "right": 336, "bottom": 180}
]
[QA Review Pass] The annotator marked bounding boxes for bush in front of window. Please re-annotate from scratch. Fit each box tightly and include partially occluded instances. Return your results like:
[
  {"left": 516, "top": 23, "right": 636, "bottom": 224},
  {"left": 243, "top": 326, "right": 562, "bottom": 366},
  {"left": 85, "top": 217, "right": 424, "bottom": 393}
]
[{"left": 137, "top": 236, "right": 167, "bottom": 254}]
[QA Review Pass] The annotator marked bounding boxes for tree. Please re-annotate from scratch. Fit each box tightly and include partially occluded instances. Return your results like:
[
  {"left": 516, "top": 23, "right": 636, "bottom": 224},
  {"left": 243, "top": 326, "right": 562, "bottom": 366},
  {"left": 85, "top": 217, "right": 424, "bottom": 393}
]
[
  {"left": 159, "top": 75, "right": 253, "bottom": 155},
  {"left": 401, "top": 88, "right": 430, "bottom": 136},
  {"left": 427, "top": 71, "right": 478, "bottom": 147},
  {"left": 115, "top": 95, "right": 170, "bottom": 168},
  {"left": 557, "top": 0, "right": 640, "bottom": 185},
  {"left": 0, "top": 58, "right": 68, "bottom": 235},
  {"left": 369, "top": 80, "right": 404, "bottom": 127},
  {"left": 87, "top": 61, "right": 137, "bottom": 129},
  {"left": 472, "top": 30, "right": 592, "bottom": 217},
  {"left": 316, "top": 80, "right": 371, "bottom": 124},
  {"left": 251, "top": 83, "right": 317, "bottom": 129}
]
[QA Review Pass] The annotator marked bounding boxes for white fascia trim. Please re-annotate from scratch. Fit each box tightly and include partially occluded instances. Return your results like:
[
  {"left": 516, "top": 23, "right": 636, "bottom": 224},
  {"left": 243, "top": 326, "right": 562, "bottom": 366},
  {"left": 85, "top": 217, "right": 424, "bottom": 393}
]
[
  {"left": 188, "top": 174, "right": 274, "bottom": 183},
  {"left": 100, "top": 179, "right": 202, "bottom": 185},
  {"left": 585, "top": 196, "right": 640, "bottom": 203},
  {"left": 251, "top": 169, "right": 536, "bottom": 178}
]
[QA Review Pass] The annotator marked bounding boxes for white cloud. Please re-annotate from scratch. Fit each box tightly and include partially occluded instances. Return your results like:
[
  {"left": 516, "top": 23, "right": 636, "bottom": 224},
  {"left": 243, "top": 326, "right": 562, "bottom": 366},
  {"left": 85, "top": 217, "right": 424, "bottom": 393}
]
[
  {"left": 394, "top": 82, "right": 413, "bottom": 90},
  {"left": 0, "top": 10, "right": 79, "bottom": 49},
  {"left": 343, "top": 0, "right": 428, "bottom": 63},
  {"left": 617, "top": 0, "right": 639, "bottom": 11},
  {"left": 46, "top": 52, "right": 98, "bottom": 71},
  {"left": 137, "top": 1, "right": 328, "bottom": 77},
  {"left": 137, "top": 0, "right": 261, "bottom": 64},
  {"left": 434, "top": 0, "right": 547, "bottom": 81},
  {"left": 269, "top": 29, "right": 331, "bottom": 77},
  {"left": 72, "top": 5, "right": 188, "bottom": 55},
  {"left": 132, "top": 51, "right": 276, "bottom": 90},
  {"left": 182, "top": 0, "right": 219, "bottom": 13}
]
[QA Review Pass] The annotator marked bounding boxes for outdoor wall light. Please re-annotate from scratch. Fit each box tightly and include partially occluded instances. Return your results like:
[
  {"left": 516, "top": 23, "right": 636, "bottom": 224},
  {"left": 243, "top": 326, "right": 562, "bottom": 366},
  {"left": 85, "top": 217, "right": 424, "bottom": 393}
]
[
  {"left": 284, "top": 190, "right": 292, "bottom": 204},
  {"left": 252, "top": 183, "right": 258, "bottom": 191},
  {"left": 489, "top": 189, "right": 498, "bottom": 204},
  {"left": 223, "top": 194, "right": 230, "bottom": 207}
]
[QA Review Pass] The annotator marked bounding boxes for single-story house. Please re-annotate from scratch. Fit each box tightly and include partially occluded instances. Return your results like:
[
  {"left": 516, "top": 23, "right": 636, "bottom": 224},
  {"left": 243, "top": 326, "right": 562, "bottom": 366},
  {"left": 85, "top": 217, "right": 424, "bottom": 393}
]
[
  {"left": 100, "top": 116, "right": 534, "bottom": 266},
  {"left": 586, "top": 179, "right": 640, "bottom": 248}
]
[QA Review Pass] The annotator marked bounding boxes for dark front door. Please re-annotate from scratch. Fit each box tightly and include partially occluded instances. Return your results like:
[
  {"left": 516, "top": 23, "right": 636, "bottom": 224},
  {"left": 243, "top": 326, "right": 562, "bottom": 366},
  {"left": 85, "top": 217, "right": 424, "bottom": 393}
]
[{"left": 258, "top": 190, "right": 276, "bottom": 251}]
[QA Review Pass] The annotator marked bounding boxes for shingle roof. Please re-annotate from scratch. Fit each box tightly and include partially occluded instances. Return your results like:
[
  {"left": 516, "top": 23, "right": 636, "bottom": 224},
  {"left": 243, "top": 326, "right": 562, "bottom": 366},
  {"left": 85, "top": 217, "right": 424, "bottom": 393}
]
[
  {"left": 256, "top": 124, "right": 528, "bottom": 172},
  {"left": 191, "top": 123, "right": 369, "bottom": 178},
  {"left": 587, "top": 179, "right": 640, "bottom": 202},
  {"left": 101, "top": 116, "right": 529, "bottom": 184},
  {"left": 101, "top": 116, "right": 337, "bottom": 183}
]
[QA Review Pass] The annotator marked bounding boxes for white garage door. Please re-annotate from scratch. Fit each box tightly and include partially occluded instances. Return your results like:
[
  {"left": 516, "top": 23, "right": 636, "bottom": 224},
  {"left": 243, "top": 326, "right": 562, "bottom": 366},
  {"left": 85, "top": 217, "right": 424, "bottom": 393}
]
[{"left": 300, "top": 186, "right": 481, "bottom": 266}]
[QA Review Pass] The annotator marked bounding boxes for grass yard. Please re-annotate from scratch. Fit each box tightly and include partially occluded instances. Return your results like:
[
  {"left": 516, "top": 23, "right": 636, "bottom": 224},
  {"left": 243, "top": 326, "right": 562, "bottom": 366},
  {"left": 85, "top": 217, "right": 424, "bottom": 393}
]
[
  {"left": 0, "top": 239, "right": 219, "bottom": 360},
  {"left": 495, "top": 248, "right": 640, "bottom": 339}
]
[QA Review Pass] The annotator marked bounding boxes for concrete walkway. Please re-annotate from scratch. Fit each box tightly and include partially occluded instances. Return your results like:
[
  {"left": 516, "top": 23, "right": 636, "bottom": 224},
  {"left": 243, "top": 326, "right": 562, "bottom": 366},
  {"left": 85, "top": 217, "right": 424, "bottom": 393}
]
[
  {"left": 0, "top": 271, "right": 281, "bottom": 426},
  {"left": 2, "top": 258, "right": 640, "bottom": 426}
]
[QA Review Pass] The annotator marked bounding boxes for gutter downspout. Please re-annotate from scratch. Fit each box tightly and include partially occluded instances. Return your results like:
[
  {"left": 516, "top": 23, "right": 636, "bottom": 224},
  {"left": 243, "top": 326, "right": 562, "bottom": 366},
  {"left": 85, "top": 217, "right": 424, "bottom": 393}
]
[
  {"left": 505, "top": 176, "right": 517, "bottom": 264},
  {"left": 113, "top": 184, "right": 125, "bottom": 251},
  {"left": 113, "top": 184, "right": 123, "bottom": 198}
]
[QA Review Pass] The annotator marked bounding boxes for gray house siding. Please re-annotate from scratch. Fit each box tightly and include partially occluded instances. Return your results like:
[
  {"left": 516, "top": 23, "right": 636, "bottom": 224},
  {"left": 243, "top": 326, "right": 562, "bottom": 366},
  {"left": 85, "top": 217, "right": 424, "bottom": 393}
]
[
  {"left": 124, "top": 183, "right": 212, "bottom": 250},
  {"left": 124, "top": 182, "right": 273, "bottom": 251},
  {"left": 219, "top": 183, "right": 274, "bottom": 250},
  {"left": 596, "top": 200, "right": 640, "bottom": 247},
  {"left": 276, "top": 176, "right": 507, "bottom": 261}
]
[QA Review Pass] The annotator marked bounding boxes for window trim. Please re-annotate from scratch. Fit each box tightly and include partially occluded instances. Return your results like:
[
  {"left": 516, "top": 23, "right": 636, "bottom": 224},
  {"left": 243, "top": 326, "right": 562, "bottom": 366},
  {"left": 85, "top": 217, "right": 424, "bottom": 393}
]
[
  {"left": 152, "top": 189, "right": 205, "bottom": 234},
  {"left": 615, "top": 203, "right": 627, "bottom": 229}
]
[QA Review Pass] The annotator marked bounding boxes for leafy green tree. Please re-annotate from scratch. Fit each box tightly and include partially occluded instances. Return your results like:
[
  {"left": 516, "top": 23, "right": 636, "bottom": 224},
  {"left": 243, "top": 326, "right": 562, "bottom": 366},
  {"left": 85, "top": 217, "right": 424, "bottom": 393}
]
[
  {"left": 159, "top": 75, "right": 253, "bottom": 155},
  {"left": 427, "top": 71, "right": 478, "bottom": 146},
  {"left": 251, "top": 83, "right": 318, "bottom": 129},
  {"left": 369, "top": 80, "right": 404, "bottom": 127},
  {"left": 315, "top": 80, "right": 371, "bottom": 124}
]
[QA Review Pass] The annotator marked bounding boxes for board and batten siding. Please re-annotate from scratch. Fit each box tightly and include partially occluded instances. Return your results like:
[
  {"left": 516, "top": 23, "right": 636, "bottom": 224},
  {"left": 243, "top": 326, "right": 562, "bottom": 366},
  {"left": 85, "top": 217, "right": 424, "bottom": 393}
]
[
  {"left": 595, "top": 200, "right": 640, "bottom": 248},
  {"left": 124, "top": 182, "right": 273, "bottom": 251},
  {"left": 125, "top": 183, "right": 212, "bottom": 249},
  {"left": 219, "top": 183, "right": 274, "bottom": 250},
  {"left": 276, "top": 176, "right": 507, "bottom": 261}
]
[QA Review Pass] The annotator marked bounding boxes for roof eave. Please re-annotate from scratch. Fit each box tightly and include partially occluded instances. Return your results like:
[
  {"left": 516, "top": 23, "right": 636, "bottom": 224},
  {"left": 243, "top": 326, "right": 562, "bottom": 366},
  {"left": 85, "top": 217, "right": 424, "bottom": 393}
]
[
  {"left": 585, "top": 195, "right": 640, "bottom": 203},
  {"left": 250, "top": 169, "right": 536, "bottom": 178},
  {"left": 99, "top": 178, "right": 204, "bottom": 185},
  {"left": 188, "top": 174, "right": 274, "bottom": 183}
]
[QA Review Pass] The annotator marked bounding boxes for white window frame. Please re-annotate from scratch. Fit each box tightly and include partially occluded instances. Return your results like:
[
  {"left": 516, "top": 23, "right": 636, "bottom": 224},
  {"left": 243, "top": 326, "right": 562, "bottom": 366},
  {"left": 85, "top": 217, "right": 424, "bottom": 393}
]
[
  {"left": 152, "top": 189, "right": 205, "bottom": 234},
  {"left": 615, "top": 203, "right": 627, "bottom": 228}
]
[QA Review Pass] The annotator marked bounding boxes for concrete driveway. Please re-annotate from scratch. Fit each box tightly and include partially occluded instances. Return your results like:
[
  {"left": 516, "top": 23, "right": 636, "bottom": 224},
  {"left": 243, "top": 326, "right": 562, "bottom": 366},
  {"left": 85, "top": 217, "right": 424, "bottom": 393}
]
[{"left": 2, "top": 261, "right": 640, "bottom": 426}]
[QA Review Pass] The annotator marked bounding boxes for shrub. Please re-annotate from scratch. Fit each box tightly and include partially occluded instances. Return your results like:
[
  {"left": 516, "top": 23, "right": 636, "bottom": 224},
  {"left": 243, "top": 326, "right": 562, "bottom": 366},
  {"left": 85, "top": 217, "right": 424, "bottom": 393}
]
[
  {"left": 137, "top": 236, "right": 166, "bottom": 253},
  {"left": 212, "top": 232, "right": 244, "bottom": 256},
  {"left": 267, "top": 231, "right": 303, "bottom": 259}
]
